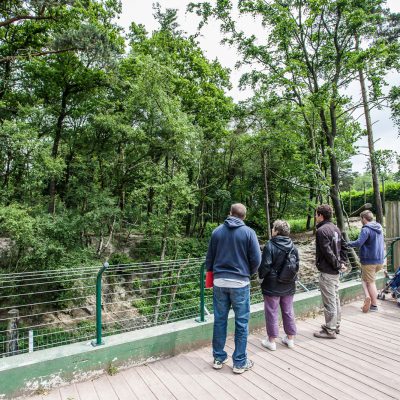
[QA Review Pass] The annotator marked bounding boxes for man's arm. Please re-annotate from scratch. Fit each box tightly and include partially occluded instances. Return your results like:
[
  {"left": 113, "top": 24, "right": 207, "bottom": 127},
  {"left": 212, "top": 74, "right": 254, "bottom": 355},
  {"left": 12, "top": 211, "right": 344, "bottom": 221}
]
[
  {"left": 347, "top": 228, "right": 369, "bottom": 249},
  {"left": 205, "top": 236, "right": 215, "bottom": 272},
  {"left": 248, "top": 230, "right": 262, "bottom": 275},
  {"left": 317, "top": 230, "right": 341, "bottom": 270}
]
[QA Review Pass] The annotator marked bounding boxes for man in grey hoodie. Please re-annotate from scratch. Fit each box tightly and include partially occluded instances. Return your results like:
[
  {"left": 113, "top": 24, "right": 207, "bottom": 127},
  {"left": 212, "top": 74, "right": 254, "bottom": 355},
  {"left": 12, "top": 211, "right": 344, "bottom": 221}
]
[
  {"left": 206, "top": 203, "right": 261, "bottom": 374},
  {"left": 348, "top": 210, "right": 385, "bottom": 312}
]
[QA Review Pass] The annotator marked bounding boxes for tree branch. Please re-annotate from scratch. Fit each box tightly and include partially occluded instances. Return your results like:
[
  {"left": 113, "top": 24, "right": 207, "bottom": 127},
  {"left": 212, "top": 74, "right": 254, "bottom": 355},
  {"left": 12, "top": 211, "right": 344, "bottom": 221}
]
[{"left": 0, "top": 15, "right": 54, "bottom": 28}]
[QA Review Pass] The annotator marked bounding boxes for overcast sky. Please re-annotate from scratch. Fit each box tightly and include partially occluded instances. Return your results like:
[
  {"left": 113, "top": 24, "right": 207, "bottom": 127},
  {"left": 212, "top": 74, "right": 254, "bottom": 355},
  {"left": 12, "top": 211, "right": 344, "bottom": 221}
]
[{"left": 116, "top": 1, "right": 400, "bottom": 173}]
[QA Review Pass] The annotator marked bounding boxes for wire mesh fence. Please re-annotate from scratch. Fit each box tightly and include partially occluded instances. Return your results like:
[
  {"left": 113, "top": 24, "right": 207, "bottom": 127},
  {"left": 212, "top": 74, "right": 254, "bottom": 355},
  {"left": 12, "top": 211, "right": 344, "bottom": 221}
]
[
  {"left": 0, "top": 265, "right": 99, "bottom": 358},
  {"left": 0, "top": 249, "right": 373, "bottom": 359}
]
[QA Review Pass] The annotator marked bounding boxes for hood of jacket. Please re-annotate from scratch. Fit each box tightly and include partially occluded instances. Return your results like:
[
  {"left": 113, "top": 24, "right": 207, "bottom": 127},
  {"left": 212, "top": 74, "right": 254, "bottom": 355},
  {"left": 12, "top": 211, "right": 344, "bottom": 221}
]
[
  {"left": 270, "top": 235, "right": 293, "bottom": 252},
  {"left": 224, "top": 216, "right": 245, "bottom": 229},
  {"left": 364, "top": 222, "right": 383, "bottom": 234}
]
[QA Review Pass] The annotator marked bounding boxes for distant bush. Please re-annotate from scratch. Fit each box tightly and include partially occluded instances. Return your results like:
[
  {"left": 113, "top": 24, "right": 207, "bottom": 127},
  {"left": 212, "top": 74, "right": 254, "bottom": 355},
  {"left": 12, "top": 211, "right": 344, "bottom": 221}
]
[
  {"left": 287, "top": 218, "right": 309, "bottom": 233},
  {"left": 341, "top": 182, "right": 400, "bottom": 214}
]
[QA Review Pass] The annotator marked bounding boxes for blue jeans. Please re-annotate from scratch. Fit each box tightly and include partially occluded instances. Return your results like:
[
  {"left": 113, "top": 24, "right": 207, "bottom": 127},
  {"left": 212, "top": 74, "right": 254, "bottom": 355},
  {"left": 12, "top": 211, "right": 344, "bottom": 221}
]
[{"left": 212, "top": 286, "right": 250, "bottom": 368}]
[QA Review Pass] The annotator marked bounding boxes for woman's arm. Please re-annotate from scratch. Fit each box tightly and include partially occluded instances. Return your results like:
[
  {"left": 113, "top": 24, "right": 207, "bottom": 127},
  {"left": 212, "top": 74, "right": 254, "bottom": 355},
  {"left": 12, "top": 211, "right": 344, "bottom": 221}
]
[{"left": 258, "top": 242, "right": 273, "bottom": 279}]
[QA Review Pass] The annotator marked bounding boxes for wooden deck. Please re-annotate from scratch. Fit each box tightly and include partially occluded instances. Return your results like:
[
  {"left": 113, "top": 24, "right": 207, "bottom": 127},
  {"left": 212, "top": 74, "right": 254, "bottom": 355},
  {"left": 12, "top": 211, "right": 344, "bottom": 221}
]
[{"left": 30, "top": 299, "right": 400, "bottom": 400}]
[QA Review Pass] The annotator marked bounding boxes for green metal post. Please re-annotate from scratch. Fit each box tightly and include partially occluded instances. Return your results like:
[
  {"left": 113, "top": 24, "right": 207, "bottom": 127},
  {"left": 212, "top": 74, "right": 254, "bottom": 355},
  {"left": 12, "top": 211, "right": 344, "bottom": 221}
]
[
  {"left": 92, "top": 262, "right": 109, "bottom": 346},
  {"left": 388, "top": 238, "right": 400, "bottom": 273},
  {"left": 196, "top": 263, "right": 206, "bottom": 323}
]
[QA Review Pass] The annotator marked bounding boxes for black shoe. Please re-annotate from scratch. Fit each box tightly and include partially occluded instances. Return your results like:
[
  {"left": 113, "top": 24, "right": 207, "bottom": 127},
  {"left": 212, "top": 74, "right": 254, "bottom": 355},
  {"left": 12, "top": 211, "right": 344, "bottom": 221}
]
[{"left": 369, "top": 305, "right": 378, "bottom": 312}]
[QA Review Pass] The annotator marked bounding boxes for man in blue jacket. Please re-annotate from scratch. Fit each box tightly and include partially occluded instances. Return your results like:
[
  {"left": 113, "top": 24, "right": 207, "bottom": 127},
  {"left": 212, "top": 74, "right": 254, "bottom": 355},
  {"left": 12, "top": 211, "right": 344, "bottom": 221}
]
[
  {"left": 206, "top": 203, "right": 261, "bottom": 374},
  {"left": 348, "top": 210, "right": 385, "bottom": 312}
]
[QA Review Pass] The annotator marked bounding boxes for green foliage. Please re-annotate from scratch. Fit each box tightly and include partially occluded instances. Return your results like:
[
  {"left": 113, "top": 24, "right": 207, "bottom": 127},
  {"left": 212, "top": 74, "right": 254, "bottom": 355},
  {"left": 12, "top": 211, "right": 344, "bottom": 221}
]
[
  {"left": 341, "top": 182, "right": 400, "bottom": 214},
  {"left": 287, "top": 218, "right": 310, "bottom": 234}
]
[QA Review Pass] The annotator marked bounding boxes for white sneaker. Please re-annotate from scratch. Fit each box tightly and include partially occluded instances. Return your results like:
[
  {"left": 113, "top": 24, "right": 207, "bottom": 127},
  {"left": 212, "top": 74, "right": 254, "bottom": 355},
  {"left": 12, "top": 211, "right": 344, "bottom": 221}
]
[
  {"left": 261, "top": 339, "right": 276, "bottom": 351},
  {"left": 282, "top": 335, "right": 295, "bottom": 349}
]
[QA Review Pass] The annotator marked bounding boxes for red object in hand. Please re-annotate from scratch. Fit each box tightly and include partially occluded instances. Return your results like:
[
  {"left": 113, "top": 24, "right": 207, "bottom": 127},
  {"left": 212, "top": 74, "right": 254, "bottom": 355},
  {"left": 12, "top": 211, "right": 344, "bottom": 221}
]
[{"left": 205, "top": 271, "right": 214, "bottom": 288}]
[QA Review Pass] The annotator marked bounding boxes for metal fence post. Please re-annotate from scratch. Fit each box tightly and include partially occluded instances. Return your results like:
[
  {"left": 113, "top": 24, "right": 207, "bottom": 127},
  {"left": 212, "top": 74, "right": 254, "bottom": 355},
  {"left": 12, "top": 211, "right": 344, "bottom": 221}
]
[
  {"left": 388, "top": 238, "right": 400, "bottom": 272},
  {"left": 92, "top": 262, "right": 109, "bottom": 347},
  {"left": 6, "top": 309, "right": 19, "bottom": 356}
]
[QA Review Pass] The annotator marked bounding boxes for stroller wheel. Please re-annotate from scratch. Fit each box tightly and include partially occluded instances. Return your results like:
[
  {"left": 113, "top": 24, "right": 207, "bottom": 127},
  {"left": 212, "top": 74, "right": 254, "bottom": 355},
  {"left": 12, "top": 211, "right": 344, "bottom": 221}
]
[{"left": 381, "top": 294, "right": 386, "bottom": 300}]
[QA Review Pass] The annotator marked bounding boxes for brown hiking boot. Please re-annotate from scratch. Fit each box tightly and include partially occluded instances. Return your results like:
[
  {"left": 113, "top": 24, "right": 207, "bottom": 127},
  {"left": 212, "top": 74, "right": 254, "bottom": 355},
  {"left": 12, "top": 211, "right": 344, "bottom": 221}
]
[{"left": 313, "top": 329, "right": 336, "bottom": 339}]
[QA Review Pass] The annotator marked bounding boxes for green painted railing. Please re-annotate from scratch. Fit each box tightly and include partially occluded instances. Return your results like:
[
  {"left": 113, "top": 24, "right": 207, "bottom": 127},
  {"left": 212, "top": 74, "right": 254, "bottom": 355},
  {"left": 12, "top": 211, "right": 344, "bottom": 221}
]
[
  {"left": 386, "top": 237, "right": 400, "bottom": 272},
  {"left": 92, "top": 262, "right": 109, "bottom": 347}
]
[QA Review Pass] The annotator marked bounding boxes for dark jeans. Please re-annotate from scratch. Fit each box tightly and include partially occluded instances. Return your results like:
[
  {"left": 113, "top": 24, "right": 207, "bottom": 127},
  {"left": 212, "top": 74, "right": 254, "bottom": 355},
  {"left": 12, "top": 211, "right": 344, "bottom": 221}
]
[{"left": 212, "top": 286, "right": 250, "bottom": 368}]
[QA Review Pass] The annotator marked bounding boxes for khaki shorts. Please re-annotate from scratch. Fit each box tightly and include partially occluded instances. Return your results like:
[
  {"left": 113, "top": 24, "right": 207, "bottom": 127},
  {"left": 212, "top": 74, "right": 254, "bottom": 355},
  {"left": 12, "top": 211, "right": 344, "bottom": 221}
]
[{"left": 361, "top": 264, "right": 383, "bottom": 283}]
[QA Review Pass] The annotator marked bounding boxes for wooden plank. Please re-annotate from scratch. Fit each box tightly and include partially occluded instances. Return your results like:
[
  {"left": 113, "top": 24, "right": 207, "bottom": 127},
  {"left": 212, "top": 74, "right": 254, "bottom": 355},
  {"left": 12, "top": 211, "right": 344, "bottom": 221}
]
[
  {"left": 186, "top": 349, "right": 259, "bottom": 400},
  {"left": 160, "top": 356, "right": 217, "bottom": 400},
  {"left": 247, "top": 336, "right": 358, "bottom": 400},
  {"left": 296, "top": 323, "right": 399, "bottom": 373},
  {"left": 193, "top": 347, "right": 277, "bottom": 400},
  {"left": 286, "top": 328, "right": 398, "bottom": 399},
  {"left": 303, "top": 319, "right": 400, "bottom": 362},
  {"left": 338, "top": 319, "right": 400, "bottom": 351},
  {"left": 340, "top": 315, "right": 399, "bottom": 340},
  {"left": 107, "top": 373, "right": 138, "bottom": 400},
  {"left": 148, "top": 359, "right": 196, "bottom": 400},
  {"left": 174, "top": 353, "right": 234, "bottom": 400},
  {"left": 59, "top": 384, "right": 80, "bottom": 400},
  {"left": 92, "top": 375, "right": 118, "bottom": 400},
  {"left": 223, "top": 341, "right": 303, "bottom": 400},
  {"left": 135, "top": 365, "right": 175, "bottom": 400},
  {"left": 238, "top": 338, "right": 334, "bottom": 400},
  {"left": 122, "top": 367, "right": 158, "bottom": 400},
  {"left": 294, "top": 325, "right": 398, "bottom": 391},
  {"left": 75, "top": 381, "right": 99, "bottom": 400}
]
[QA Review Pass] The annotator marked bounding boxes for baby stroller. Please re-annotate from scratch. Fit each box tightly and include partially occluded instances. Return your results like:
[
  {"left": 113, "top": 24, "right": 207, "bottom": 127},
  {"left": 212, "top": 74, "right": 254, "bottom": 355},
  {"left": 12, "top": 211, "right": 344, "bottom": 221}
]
[{"left": 377, "top": 267, "right": 400, "bottom": 306}]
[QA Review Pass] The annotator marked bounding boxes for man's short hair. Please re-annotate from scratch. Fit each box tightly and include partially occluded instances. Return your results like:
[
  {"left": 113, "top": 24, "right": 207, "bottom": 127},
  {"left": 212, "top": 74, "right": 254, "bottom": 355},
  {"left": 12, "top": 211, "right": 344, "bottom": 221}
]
[
  {"left": 230, "top": 203, "right": 247, "bottom": 219},
  {"left": 360, "top": 210, "right": 374, "bottom": 222},
  {"left": 273, "top": 220, "right": 290, "bottom": 236},
  {"left": 316, "top": 204, "right": 333, "bottom": 221}
]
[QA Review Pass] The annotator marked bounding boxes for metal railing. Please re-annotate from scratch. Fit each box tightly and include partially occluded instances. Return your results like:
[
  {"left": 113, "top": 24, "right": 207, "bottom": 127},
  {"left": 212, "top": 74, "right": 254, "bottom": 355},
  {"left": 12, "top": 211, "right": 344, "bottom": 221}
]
[
  {"left": 0, "top": 266, "right": 99, "bottom": 358},
  {"left": 7, "top": 241, "right": 395, "bottom": 357},
  {"left": 194, "top": 262, "right": 361, "bottom": 323},
  {"left": 385, "top": 237, "right": 400, "bottom": 272}
]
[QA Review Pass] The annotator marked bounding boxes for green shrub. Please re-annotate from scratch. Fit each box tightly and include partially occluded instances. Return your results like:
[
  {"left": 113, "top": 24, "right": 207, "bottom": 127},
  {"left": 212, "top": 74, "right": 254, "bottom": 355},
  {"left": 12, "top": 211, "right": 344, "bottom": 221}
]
[
  {"left": 341, "top": 182, "right": 400, "bottom": 214},
  {"left": 287, "top": 218, "right": 309, "bottom": 233}
]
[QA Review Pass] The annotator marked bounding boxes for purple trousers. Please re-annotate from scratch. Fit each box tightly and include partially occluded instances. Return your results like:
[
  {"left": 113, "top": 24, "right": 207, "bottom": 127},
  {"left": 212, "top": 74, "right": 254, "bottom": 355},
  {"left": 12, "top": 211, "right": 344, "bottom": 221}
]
[{"left": 263, "top": 295, "right": 297, "bottom": 338}]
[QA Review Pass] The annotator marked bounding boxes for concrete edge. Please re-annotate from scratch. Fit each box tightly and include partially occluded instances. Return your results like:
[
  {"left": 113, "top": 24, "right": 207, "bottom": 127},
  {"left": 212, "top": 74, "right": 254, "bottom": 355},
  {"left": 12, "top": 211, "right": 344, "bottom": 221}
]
[{"left": 0, "top": 275, "right": 385, "bottom": 398}]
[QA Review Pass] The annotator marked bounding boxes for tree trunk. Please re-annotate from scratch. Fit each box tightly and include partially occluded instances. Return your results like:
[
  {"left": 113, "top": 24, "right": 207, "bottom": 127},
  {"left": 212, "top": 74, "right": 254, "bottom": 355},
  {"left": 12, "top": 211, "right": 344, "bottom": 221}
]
[
  {"left": 306, "top": 189, "right": 314, "bottom": 230},
  {"left": 356, "top": 36, "right": 384, "bottom": 224},
  {"left": 261, "top": 151, "right": 271, "bottom": 240},
  {"left": 48, "top": 88, "right": 69, "bottom": 214}
]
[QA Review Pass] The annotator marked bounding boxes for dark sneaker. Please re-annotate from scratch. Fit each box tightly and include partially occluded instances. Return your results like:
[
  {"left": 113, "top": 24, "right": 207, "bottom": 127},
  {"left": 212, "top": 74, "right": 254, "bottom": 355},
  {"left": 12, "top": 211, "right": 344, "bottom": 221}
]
[
  {"left": 232, "top": 359, "right": 254, "bottom": 374},
  {"left": 213, "top": 357, "right": 228, "bottom": 369},
  {"left": 369, "top": 305, "right": 378, "bottom": 312},
  {"left": 335, "top": 326, "right": 340, "bottom": 334},
  {"left": 314, "top": 329, "right": 336, "bottom": 339}
]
